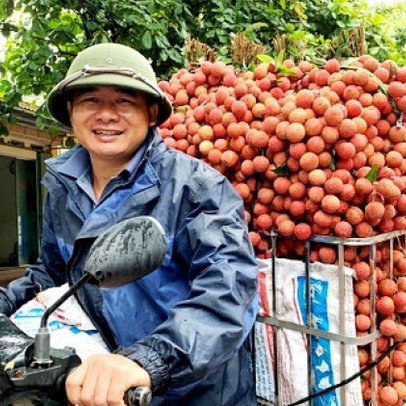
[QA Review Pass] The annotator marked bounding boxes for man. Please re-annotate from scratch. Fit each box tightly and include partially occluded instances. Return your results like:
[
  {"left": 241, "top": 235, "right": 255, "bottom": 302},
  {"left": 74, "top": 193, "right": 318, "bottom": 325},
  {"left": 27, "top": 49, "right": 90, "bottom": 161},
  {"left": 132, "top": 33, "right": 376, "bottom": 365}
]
[{"left": 0, "top": 43, "right": 258, "bottom": 406}]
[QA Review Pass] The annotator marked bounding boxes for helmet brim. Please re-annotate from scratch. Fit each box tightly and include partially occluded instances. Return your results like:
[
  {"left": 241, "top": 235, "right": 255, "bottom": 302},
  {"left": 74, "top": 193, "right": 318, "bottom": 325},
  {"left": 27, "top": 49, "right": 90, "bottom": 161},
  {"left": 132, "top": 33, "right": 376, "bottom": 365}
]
[{"left": 47, "top": 72, "right": 172, "bottom": 127}]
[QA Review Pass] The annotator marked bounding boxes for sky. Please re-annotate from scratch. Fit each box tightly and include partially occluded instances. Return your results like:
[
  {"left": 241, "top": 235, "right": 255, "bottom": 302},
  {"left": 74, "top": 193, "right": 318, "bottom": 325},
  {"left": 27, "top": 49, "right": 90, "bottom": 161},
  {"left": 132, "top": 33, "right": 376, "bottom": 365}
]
[{"left": 368, "top": 0, "right": 403, "bottom": 4}]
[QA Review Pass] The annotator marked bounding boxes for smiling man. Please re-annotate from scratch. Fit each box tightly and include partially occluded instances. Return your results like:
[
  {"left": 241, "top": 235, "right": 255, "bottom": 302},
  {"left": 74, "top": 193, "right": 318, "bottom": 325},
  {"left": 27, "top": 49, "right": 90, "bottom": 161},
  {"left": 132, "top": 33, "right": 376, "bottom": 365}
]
[{"left": 0, "top": 43, "right": 258, "bottom": 406}]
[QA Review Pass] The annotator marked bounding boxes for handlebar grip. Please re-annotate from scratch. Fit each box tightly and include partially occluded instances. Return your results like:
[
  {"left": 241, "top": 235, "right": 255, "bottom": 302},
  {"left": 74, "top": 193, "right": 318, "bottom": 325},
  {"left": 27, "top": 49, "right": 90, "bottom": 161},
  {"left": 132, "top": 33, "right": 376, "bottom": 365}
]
[{"left": 124, "top": 386, "right": 152, "bottom": 406}]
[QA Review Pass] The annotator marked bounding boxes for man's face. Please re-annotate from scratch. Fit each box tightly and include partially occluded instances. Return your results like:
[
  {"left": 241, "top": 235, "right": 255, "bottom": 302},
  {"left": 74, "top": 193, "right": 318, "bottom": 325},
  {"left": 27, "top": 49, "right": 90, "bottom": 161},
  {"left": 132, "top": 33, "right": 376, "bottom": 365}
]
[{"left": 68, "top": 86, "right": 158, "bottom": 165}]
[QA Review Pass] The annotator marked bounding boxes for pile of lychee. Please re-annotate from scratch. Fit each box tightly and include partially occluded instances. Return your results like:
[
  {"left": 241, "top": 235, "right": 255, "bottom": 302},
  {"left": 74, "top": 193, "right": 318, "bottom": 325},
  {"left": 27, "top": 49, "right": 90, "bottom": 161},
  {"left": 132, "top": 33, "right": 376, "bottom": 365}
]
[
  {"left": 158, "top": 56, "right": 406, "bottom": 257},
  {"left": 158, "top": 55, "right": 406, "bottom": 406}
]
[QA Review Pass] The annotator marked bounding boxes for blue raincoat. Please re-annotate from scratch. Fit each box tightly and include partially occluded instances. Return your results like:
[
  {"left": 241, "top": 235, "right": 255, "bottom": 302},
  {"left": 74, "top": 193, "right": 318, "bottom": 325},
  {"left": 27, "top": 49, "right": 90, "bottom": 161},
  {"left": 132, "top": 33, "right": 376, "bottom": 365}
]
[{"left": 0, "top": 130, "right": 258, "bottom": 405}]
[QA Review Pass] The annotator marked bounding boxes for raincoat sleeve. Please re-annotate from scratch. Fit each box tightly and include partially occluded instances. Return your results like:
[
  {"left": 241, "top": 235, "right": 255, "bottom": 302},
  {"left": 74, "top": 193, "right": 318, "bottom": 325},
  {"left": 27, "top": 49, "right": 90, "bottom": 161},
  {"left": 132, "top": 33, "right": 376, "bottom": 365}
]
[
  {"left": 0, "top": 195, "right": 68, "bottom": 316},
  {"left": 118, "top": 171, "right": 258, "bottom": 394}
]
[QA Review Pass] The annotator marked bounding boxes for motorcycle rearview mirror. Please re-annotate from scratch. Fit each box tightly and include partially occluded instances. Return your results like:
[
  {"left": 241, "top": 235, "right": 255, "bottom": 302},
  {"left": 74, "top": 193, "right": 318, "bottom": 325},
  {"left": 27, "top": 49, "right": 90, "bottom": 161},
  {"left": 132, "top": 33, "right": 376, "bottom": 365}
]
[
  {"left": 33, "top": 216, "right": 167, "bottom": 367},
  {"left": 84, "top": 215, "right": 167, "bottom": 288}
]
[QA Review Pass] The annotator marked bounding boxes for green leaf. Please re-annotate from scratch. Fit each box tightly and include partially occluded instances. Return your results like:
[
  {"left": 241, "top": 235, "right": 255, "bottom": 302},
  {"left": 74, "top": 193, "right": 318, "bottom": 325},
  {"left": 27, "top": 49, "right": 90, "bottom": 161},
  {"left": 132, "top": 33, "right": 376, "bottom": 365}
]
[
  {"left": 141, "top": 31, "right": 153, "bottom": 49},
  {"left": 85, "top": 21, "right": 98, "bottom": 31},
  {"left": 35, "top": 116, "right": 45, "bottom": 128},
  {"left": 65, "top": 136, "right": 76, "bottom": 148},
  {"left": 245, "top": 22, "right": 268, "bottom": 33},
  {"left": 277, "top": 66, "right": 297, "bottom": 75},
  {"left": 275, "top": 50, "right": 286, "bottom": 65},
  {"left": 365, "top": 164, "right": 379, "bottom": 184},
  {"left": 28, "top": 61, "right": 38, "bottom": 70},
  {"left": 0, "top": 124, "right": 9, "bottom": 136},
  {"left": 257, "top": 54, "right": 274, "bottom": 64},
  {"left": 273, "top": 164, "right": 288, "bottom": 176},
  {"left": 247, "top": 62, "right": 257, "bottom": 71},
  {"left": 146, "top": 2, "right": 156, "bottom": 13}
]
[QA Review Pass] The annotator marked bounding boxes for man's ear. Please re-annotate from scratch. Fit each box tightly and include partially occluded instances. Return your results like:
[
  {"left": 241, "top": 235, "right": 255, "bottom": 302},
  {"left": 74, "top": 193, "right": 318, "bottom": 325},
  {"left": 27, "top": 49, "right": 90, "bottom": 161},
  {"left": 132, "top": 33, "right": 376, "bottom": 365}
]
[
  {"left": 148, "top": 103, "right": 159, "bottom": 127},
  {"left": 67, "top": 101, "right": 72, "bottom": 117}
]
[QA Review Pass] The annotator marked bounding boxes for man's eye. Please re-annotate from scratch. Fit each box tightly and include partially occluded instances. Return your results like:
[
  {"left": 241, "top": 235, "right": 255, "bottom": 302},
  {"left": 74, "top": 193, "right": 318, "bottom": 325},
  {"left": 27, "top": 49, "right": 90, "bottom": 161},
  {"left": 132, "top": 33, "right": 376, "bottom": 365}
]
[
  {"left": 117, "top": 98, "right": 134, "bottom": 104},
  {"left": 75, "top": 96, "right": 98, "bottom": 104},
  {"left": 83, "top": 97, "right": 98, "bottom": 103}
]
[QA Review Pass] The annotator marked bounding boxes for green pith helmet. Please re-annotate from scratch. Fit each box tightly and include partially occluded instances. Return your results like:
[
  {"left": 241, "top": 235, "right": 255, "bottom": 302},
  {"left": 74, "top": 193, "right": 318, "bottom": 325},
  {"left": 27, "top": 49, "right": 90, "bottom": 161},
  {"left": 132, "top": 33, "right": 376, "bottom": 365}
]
[{"left": 47, "top": 43, "right": 172, "bottom": 127}]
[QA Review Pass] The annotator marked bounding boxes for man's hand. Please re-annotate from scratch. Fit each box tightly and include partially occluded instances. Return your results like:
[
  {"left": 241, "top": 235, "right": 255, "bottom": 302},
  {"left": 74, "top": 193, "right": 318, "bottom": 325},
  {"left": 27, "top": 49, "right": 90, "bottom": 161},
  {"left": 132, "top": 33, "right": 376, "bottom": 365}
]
[{"left": 65, "top": 353, "right": 151, "bottom": 406}]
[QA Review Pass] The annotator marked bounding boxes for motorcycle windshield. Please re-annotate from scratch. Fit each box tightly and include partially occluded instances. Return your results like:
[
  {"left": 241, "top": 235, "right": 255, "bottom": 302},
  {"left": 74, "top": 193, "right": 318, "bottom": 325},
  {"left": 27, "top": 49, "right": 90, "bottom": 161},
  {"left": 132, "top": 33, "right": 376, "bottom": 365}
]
[{"left": 0, "top": 314, "right": 33, "bottom": 368}]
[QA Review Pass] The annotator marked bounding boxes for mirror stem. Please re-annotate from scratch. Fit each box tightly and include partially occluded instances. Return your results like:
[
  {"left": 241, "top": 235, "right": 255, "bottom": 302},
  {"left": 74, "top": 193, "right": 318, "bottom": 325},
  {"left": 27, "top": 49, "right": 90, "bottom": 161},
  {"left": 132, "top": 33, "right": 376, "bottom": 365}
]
[
  {"left": 33, "top": 273, "right": 92, "bottom": 367},
  {"left": 40, "top": 273, "right": 92, "bottom": 328}
]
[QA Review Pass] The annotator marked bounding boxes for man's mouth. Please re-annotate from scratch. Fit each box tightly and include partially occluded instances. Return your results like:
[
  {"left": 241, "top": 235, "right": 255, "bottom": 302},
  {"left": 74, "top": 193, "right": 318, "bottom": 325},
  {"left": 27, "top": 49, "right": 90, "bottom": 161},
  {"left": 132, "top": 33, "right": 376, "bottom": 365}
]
[{"left": 93, "top": 130, "right": 123, "bottom": 136}]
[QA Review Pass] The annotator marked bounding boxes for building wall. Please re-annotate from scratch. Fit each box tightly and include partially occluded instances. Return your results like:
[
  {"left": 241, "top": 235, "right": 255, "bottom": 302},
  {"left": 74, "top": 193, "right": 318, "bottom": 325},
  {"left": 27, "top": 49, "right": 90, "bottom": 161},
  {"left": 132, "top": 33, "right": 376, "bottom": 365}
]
[
  {"left": 0, "top": 111, "right": 65, "bottom": 267},
  {"left": 0, "top": 156, "right": 17, "bottom": 265}
]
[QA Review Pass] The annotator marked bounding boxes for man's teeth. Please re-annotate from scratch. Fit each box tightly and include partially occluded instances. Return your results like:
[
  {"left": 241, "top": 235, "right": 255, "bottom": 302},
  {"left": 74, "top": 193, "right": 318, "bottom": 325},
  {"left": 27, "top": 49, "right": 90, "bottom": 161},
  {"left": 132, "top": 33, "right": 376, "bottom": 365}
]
[{"left": 94, "top": 130, "right": 121, "bottom": 135}]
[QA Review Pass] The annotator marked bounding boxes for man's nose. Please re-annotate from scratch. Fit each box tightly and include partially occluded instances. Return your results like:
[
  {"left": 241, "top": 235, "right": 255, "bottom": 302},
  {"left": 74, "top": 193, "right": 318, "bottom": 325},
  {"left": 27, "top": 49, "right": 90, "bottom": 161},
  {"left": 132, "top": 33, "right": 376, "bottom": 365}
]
[{"left": 95, "top": 103, "right": 120, "bottom": 121}]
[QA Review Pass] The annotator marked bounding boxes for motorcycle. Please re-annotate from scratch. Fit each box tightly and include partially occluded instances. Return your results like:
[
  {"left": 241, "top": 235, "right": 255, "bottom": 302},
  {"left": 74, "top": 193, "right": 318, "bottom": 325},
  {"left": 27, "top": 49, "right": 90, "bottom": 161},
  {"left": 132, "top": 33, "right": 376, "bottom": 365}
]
[{"left": 0, "top": 216, "right": 167, "bottom": 406}]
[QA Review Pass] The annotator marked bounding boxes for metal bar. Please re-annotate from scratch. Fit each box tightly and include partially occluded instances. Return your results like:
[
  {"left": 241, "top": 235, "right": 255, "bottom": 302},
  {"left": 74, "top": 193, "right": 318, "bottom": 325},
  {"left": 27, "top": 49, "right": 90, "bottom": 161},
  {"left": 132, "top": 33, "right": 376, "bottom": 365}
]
[
  {"left": 310, "top": 230, "right": 406, "bottom": 246},
  {"left": 338, "top": 242, "right": 346, "bottom": 405},
  {"left": 304, "top": 240, "right": 314, "bottom": 406},
  {"left": 271, "top": 233, "right": 279, "bottom": 405},
  {"left": 256, "top": 315, "right": 380, "bottom": 346},
  {"left": 369, "top": 242, "right": 378, "bottom": 406},
  {"left": 388, "top": 237, "right": 395, "bottom": 388}
]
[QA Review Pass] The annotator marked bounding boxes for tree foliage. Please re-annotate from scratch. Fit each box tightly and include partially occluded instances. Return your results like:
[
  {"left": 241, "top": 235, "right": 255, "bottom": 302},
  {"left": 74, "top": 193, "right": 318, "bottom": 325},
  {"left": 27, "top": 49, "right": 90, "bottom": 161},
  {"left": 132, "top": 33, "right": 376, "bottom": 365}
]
[
  {"left": 0, "top": 0, "right": 405, "bottom": 132},
  {"left": 0, "top": 0, "right": 191, "bottom": 131},
  {"left": 363, "top": 2, "right": 406, "bottom": 66}
]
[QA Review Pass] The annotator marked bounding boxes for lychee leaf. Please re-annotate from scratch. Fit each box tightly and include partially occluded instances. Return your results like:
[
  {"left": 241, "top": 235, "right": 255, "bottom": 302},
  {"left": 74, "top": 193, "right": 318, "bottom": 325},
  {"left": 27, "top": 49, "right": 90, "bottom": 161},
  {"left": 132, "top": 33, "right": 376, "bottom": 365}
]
[
  {"left": 275, "top": 50, "right": 286, "bottom": 65},
  {"left": 338, "top": 60, "right": 358, "bottom": 70},
  {"left": 377, "top": 83, "right": 387, "bottom": 93},
  {"left": 309, "top": 56, "right": 326, "bottom": 67},
  {"left": 365, "top": 164, "right": 379, "bottom": 184},
  {"left": 329, "top": 156, "right": 336, "bottom": 171},
  {"left": 273, "top": 164, "right": 288, "bottom": 176},
  {"left": 277, "top": 66, "right": 298, "bottom": 76},
  {"left": 257, "top": 54, "right": 273, "bottom": 65},
  {"left": 248, "top": 62, "right": 257, "bottom": 71},
  {"left": 175, "top": 106, "right": 188, "bottom": 113}
]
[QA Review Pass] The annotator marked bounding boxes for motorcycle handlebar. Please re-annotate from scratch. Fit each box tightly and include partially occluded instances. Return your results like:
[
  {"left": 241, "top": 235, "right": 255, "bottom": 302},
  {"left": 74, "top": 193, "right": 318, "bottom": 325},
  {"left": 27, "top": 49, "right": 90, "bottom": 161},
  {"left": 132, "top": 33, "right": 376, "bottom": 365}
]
[
  {"left": 65, "top": 368, "right": 152, "bottom": 406},
  {"left": 124, "top": 386, "right": 152, "bottom": 406}
]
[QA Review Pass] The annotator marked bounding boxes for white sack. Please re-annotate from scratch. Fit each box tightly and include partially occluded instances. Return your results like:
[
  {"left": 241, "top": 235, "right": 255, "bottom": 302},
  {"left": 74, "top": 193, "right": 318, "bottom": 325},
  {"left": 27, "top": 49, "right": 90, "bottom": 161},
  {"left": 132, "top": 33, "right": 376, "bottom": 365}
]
[
  {"left": 10, "top": 283, "right": 109, "bottom": 361},
  {"left": 255, "top": 258, "right": 363, "bottom": 406}
]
